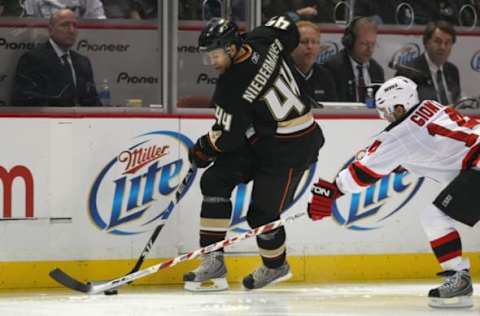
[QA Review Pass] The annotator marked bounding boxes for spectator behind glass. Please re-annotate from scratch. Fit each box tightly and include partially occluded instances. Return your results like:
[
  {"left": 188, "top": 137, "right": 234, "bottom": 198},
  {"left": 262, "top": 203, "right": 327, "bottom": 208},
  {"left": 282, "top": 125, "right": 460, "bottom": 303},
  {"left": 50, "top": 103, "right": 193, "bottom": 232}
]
[
  {"left": 395, "top": 20, "right": 460, "bottom": 105},
  {"left": 353, "top": 0, "right": 397, "bottom": 25},
  {"left": 101, "top": 0, "right": 139, "bottom": 19},
  {"left": 23, "top": 0, "right": 106, "bottom": 19},
  {"left": 12, "top": 9, "right": 101, "bottom": 106},
  {"left": 262, "top": 0, "right": 334, "bottom": 23},
  {"left": 131, "top": 0, "right": 157, "bottom": 19},
  {"left": 179, "top": 0, "right": 202, "bottom": 20},
  {"left": 322, "top": 16, "right": 385, "bottom": 102},
  {"left": 352, "top": 0, "right": 444, "bottom": 25},
  {"left": 0, "top": 0, "right": 22, "bottom": 16},
  {"left": 295, "top": 0, "right": 337, "bottom": 23},
  {"left": 291, "top": 20, "right": 337, "bottom": 105}
]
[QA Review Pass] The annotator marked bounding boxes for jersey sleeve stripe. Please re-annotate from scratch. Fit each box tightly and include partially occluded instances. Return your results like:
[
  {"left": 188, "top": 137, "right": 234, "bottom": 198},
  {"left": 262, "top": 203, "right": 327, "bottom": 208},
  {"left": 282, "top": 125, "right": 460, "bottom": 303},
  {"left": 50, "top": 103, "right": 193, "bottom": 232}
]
[
  {"left": 461, "top": 143, "right": 480, "bottom": 170},
  {"left": 348, "top": 161, "right": 382, "bottom": 187}
]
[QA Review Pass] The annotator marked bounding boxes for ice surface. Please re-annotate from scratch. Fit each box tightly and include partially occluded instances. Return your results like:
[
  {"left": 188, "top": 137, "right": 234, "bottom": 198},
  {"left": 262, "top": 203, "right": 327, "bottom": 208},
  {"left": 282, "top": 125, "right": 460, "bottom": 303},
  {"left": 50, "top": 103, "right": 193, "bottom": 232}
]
[{"left": 0, "top": 281, "right": 478, "bottom": 316}]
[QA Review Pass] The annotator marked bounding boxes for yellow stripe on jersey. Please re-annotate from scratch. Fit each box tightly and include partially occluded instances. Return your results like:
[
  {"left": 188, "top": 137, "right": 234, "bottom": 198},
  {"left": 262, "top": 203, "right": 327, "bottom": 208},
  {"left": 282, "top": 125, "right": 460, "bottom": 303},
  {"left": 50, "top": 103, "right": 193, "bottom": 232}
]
[{"left": 277, "top": 112, "right": 314, "bottom": 134}]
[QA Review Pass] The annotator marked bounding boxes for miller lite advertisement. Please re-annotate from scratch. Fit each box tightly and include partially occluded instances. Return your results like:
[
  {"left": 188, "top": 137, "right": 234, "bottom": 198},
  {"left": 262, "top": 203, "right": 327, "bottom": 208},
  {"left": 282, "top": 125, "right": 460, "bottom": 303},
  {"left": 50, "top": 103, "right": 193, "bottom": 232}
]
[{"left": 0, "top": 117, "right": 479, "bottom": 262}]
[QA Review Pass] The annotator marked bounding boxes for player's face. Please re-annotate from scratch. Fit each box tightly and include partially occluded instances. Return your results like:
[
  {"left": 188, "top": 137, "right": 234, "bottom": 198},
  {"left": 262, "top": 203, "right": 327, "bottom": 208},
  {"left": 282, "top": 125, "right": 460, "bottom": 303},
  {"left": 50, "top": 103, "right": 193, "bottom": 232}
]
[
  {"left": 377, "top": 107, "right": 395, "bottom": 122},
  {"left": 425, "top": 28, "right": 454, "bottom": 67},
  {"left": 48, "top": 10, "right": 78, "bottom": 50},
  {"left": 378, "top": 104, "right": 406, "bottom": 123},
  {"left": 204, "top": 48, "right": 232, "bottom": 74},
  {"left": 291, "top": 26, "right": 321, "bottom": 71},
  {"left": 352, "top": 27, "right": 377, "bottom": 64}
]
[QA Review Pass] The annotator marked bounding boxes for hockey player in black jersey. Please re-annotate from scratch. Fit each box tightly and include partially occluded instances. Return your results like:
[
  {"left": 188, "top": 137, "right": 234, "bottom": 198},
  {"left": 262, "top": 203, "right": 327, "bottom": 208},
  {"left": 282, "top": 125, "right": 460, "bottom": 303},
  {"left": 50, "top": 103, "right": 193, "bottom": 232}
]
[{"left": 183, "top": 16, "right": 324, "bottom": 291}]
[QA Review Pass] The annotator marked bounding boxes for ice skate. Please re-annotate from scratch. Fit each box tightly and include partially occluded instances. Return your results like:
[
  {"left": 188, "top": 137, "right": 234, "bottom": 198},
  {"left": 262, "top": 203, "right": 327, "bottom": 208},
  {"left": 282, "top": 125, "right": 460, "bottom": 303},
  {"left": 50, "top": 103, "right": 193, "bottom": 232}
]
[
  {"left": 242, "top": 261, "right": 292, "bottom": 290},
  {"left": 183, "top": 251, "right": 228, "bottom": 292},
  {"left": 428, "top": 269, "right": 473, "bottom": 308}
]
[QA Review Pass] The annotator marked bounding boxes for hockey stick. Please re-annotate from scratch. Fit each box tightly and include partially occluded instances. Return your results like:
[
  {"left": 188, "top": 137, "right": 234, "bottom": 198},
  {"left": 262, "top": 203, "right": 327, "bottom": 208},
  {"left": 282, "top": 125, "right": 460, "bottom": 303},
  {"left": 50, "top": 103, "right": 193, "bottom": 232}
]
[
  {"left": 126, "top": 166, "right": 196, "bottom": 275},
  {"left": 49, "top": 211, "right": 306, "bottom": 294},
  {"left": 49, "top": 166, "right": 196, "bottom": 292}
]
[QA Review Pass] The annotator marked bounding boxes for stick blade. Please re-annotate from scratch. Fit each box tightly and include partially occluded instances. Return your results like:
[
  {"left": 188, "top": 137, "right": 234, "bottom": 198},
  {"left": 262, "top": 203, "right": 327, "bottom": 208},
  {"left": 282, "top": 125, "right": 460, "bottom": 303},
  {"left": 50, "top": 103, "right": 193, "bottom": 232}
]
[{"left": 49, "top": 268, "right": 92, "bottom": 293}]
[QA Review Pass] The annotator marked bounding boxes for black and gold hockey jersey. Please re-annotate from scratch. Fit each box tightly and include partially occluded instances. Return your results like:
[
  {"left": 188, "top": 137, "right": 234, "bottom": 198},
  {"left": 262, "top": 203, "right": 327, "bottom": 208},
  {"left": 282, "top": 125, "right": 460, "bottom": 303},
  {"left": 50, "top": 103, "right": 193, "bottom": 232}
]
[{"left": 207, "top": 15, "right": 324, "bottom": 172}]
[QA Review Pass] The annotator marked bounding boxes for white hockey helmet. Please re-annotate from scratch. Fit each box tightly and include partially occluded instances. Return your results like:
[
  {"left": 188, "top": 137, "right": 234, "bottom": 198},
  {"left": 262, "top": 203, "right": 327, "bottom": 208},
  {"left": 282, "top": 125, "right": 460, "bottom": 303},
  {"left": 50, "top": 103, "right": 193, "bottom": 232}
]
[{"left": 375, "top": 76, "right": 419, "bottom": 121}]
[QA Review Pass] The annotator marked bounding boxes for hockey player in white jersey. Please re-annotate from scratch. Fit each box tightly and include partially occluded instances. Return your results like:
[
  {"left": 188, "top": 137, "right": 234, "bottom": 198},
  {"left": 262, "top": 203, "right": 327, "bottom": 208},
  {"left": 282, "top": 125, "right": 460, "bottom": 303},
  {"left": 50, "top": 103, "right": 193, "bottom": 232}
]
[{"left": 307, "top": 76, "right": 479, "bottom": 308}]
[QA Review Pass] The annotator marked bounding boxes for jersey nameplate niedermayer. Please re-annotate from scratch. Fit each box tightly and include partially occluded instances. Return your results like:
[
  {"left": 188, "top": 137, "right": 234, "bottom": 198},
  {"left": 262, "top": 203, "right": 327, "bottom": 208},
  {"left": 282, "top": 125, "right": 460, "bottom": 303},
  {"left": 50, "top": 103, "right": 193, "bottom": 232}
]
[{"left": 242, "top": 39, "right": 283, "bottom": 103}]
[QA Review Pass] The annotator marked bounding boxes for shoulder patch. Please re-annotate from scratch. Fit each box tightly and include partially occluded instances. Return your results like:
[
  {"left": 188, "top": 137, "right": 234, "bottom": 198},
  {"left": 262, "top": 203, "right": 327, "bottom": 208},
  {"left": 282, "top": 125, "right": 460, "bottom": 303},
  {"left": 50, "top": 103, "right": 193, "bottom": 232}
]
[{"left": 251, "top": 51, "right": 260, "bottom": 64}]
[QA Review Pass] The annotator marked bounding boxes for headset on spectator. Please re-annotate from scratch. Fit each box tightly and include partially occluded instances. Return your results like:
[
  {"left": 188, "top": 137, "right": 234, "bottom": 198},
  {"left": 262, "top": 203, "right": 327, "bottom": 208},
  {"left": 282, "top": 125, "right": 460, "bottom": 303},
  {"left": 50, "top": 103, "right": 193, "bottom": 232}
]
[{"left": 341, "top": 16, "right": 376, "bottom": 51}]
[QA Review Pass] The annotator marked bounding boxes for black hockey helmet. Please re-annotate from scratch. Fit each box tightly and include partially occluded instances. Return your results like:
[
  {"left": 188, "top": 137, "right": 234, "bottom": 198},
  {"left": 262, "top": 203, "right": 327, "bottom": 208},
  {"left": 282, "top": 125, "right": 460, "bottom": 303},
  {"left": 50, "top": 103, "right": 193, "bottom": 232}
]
[{"left": 198, "top": 18, "right": 241, "bottom": 52}]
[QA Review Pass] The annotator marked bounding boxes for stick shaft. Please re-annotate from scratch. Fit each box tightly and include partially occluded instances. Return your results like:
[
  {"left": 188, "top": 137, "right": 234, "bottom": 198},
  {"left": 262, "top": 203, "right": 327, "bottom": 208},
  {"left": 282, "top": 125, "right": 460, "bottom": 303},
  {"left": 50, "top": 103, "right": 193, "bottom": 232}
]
[
  {"left": 128, "top": 166, "right": 196, "bottom": 274},
  {"left": 89, "top": 211, "right": 306, "bottom": 294}
]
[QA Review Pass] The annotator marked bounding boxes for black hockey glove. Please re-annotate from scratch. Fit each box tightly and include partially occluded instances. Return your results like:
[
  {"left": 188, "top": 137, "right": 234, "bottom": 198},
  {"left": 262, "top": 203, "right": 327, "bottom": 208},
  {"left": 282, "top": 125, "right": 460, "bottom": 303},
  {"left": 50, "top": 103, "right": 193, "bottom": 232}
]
[{"left": 188, "top": 134, "right": 217, "bottom": 168}]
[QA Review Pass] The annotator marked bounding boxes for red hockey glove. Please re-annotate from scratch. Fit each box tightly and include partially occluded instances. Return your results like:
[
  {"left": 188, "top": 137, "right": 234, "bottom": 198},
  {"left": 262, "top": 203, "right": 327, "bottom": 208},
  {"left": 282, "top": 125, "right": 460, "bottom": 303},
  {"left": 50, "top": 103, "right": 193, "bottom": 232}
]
[
  {"left": 188, "top": 135, "right": 217, "bottom": 168},
  {"left": 307, "top": 178, "right": 342, "bottom": 221}
]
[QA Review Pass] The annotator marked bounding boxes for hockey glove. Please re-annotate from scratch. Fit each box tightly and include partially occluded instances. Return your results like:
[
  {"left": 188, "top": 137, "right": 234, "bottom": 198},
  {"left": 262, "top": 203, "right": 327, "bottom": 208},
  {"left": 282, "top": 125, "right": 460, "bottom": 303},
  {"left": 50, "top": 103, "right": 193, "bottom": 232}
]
[
  {"left": 188, "top": 134, "right": 217, "bottom": 168},
  {"left": 307, "top": 178, "right": 343, "bottom": 221}
]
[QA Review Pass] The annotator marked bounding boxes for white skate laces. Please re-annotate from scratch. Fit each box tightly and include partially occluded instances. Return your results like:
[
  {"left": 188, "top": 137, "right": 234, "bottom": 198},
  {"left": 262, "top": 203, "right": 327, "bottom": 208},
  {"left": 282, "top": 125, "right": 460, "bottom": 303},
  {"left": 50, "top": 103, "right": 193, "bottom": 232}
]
[
  {"left": 428, "top": 269, "right": 473, "bottom": 308},
  {"left": 183, "top": 251, "right": 229, "bottom": 292}
]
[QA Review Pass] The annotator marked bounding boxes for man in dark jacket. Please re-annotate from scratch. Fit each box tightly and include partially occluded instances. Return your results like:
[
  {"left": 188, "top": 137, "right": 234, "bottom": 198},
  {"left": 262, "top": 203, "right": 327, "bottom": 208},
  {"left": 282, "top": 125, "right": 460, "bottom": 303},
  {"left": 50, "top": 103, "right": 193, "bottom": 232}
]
[
  {"left": 323, "top": 16, "right": 385, "bottom": 103},
  {"left": 395, "top": 20, "right": 460, "bottom": 105},
  {"left": 291, "top": 20, "right": 337, "bottom": 105},
  {"left": 12, "top": 9, "right": 101, "bottom": 106}
]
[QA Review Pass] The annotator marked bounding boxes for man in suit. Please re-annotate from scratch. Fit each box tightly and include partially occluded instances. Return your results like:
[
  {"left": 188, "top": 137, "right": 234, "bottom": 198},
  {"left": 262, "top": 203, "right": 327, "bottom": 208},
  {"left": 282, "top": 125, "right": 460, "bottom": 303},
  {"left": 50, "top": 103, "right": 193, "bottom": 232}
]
[
  {"left": 12, "top": 9, "right": 101, "bottom": 106},
  {"left": 291, "top": 20, "right": 337, "bottom": 105},
  {"left": 396, "top": 20, "right": 460, "bottom": 105},
  {"left": 323, "top": 16, "right": 385, "bottom": 103}
]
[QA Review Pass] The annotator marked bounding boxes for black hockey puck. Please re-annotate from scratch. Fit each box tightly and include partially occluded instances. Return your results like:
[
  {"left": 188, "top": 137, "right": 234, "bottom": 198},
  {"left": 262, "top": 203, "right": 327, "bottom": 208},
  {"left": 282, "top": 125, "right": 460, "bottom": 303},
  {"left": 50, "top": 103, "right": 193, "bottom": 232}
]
[{"left": 104, "top": 289, "right": 118, "bottom": 295}]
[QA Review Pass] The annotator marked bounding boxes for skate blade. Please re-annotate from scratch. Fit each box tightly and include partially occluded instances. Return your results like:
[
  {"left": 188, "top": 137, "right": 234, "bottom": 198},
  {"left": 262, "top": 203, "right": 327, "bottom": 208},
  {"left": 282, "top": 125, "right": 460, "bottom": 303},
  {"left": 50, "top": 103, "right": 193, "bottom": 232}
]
[
  {"left": 429, "top": 295, "right": 473, "bottom": 308},
  {"left": 184, "top": 278, "right": 229, "bottom": 292}
]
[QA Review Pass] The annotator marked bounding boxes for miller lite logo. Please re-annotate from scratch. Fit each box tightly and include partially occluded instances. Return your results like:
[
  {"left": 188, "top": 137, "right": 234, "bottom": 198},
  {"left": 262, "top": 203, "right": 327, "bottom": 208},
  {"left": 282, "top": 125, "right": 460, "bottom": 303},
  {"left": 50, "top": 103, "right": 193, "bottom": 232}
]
[
  {"left": 332, "top": 157, "right": 423, "bottom": 231},
  {"left": 390, "top": 43, "right": 421, "bottom": 66},
  {"left": 471, "top": 50, "right": 480, "bottom": 72},
  {"left": 88, "top": 130, "right": 195, "bottom": 235},
  {"left": 119, "top": 145, "right": 169, "bottom": 175},
  {"left": 317, "top": 41, "right": 338, "bottom": 64}
]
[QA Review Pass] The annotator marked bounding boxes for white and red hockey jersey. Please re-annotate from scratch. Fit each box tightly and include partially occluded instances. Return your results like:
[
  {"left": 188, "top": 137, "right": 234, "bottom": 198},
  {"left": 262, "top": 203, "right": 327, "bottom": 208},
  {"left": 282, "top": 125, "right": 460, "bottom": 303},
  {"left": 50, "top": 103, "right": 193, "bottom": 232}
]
[{"left": 336, "top": 100, "right": 480, "bottom": 194}]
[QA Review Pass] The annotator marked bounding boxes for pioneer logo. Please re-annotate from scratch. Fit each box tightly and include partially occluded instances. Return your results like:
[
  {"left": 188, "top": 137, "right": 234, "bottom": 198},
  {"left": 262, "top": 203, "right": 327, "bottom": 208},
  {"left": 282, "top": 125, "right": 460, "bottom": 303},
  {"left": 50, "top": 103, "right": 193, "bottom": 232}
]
[
  {"left": 178, "top": 45, "right": 201, "bottom": 54},
  {"left": 116, "top": 72, "right": 158, "bottom": 84},
  {"left": 197, "top": 73, "right": 217, "bottom": 84},
  {"left": 76, "top": 39, "right": 130, "bottom": 52},
  {"left": 0, "top": 38, "right": 39, "bottom": 50}
]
